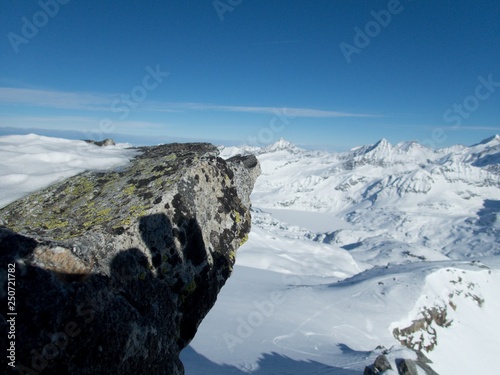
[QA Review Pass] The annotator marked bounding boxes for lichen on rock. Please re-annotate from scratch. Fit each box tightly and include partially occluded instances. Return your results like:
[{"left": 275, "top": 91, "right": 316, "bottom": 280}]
[{"left": 0, "top": 142, "right": 259, "bottom": 375}]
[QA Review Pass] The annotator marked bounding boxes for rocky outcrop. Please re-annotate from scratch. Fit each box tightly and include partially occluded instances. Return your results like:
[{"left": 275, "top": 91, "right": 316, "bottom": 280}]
[
  {"left": 84, "top": 138, "right": 116, "bottom": 147},
  {"left": 364, "top": 348, "right": 439, "bottom": 375},
  {"left": 0, "top": 143, "right": 259, "bottom": 375},
  {"left": 364, "top": 354, "right": 392, "bottom": 374},
  {"left": 393, "top": 306, "right": 452, "bottom": 353},
  {"left": 397, "top": 356, "right": 439, "bottom": 375},
  {"left": 226, "top": 154, "right": 260, "bottom": 210}
]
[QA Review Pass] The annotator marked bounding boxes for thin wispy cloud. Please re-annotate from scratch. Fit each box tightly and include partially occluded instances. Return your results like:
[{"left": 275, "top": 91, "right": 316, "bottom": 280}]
[
  {"left": 151, "top": 102, "right": 380, "bottom": 118},
  {"left": 453, "top": 126, "right": 500, "bottom": 131},
  {"left": 412, "top": 124, "right": 500, "bottom": 132},
  {"left": 0, "top": 87, "right": 114, "bottom": 111},
  {"left": 0, "top": 87, "right": 379, "bottom": 119},
  {"left": 0, "top": 115, "right": 174, "bottom": 135}
]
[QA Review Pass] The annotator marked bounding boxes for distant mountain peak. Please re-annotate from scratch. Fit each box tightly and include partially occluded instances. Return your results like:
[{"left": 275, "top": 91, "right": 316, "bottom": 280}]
[
  {"left": 274, "top": 138, "right": 296, "bottom": 148},
  {"left": 476, "top": 134, "right": 500, "bottom": 146},
  {"left": 364, "top": 138, "right": 392, "bottom": 154},
  {"left": 376, "top": 138, "right": 390, "bottom": 145},
  {"left": 395, "top": 140, "right": 430, "bottom": 153},
  {"left": 265, "top": 138, "right": 301, "bottom": 152}
]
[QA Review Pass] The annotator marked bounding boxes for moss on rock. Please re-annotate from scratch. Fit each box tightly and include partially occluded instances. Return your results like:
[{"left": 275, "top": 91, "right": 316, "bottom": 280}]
[{"left": 0, "top": 142, "right": 260, "bottom": 375}]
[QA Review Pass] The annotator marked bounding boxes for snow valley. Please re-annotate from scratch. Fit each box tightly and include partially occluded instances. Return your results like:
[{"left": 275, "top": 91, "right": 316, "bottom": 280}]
[
  {"left": 1, "top": 134, "right": 499, "bottom": 374},
  {"left": 184, "top": 136, "right": 500, "bottom": 374}
]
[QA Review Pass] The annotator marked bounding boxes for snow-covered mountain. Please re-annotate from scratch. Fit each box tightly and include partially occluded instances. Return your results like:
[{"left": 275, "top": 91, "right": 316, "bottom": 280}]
[
  {"left": 220, "top": 136, "right": 500, "bottom": 263},
  {"left": 184, "top": 136, "right": 500, "bottom": 374}
]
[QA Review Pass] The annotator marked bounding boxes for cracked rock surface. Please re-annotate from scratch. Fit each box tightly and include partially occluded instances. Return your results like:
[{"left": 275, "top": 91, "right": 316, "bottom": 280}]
[{"left": 0, "top": 143, "right": 260, "bottom": 375}]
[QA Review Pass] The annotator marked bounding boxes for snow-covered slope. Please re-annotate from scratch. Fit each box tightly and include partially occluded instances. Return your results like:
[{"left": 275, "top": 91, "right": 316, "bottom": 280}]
[
  {"left": 183, "top": 136, "right": 500, "bottom": 374},
  {"left": 221, "top": 136, "right": 500, "bottom": 263}
]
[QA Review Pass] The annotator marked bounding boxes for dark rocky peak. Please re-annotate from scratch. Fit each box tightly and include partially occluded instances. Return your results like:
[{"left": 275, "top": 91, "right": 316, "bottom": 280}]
[
  {"left": 84, "top": 138, "right": 116, "bottom": 147},
  {"left": 364, "top": 349, "right": 439, "bottom": 375}
]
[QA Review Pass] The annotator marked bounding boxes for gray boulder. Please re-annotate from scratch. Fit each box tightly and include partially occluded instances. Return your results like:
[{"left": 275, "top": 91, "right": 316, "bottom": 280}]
[
  {"left": 397, "top": 355, "right": 439, "bottom": 375},
  {"left": 364, "top": 349, "right": 439, "bottom": 375},
  {"left": 364, "top": 354, "right": 392, "bottom": 374},
  {"left": 0, "top": 143, "right": 259, "bottom": 375},
  {"left": 226, "top": 154, "right": 260, "bottom": 210}
]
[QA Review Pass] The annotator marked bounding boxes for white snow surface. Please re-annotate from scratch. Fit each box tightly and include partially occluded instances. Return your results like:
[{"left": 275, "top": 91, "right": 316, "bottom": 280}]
[
  {"left": 1, "top": 134, "right": 500, "bottom": 374},
  {"left": 191, "top": 137, "right": 500, "bottom": 374}
]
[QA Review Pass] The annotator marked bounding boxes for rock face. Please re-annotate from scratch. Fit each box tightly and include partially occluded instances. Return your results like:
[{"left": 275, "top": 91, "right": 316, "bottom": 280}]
[
  {"left": 364, "top": 349, "right": 439, "bottom": 375},
  {"left": 0, "top": 143, "right": 260, "bottom": 375},
  {"left": 225, "top": 154, "right": 260, "bottom": 210},
  {"left": 393, "top": 306, "right": 451, "bottom": 353},
  {"left": 397, "top": 357, "right": 438, "bottom": 375},
  {"left": 364, "top": 354, "right": 392, "bottom": 374},
  {"left": 84, "top": 138, "right": 116, "bottom": 147}
]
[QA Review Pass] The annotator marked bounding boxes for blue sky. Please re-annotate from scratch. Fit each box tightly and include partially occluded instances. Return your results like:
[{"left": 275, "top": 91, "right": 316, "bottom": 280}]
[{"left": 1, "top": 0, "right": 499, "bottom": 150}]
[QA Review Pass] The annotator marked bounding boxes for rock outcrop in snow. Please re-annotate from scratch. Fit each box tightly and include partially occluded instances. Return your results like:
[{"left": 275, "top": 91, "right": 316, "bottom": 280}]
[
  {"left": 364, "top": 349, "right": 439, "bottom": 375},
  {"left": 0, "top": 143, "right": 259, "bottom": 374}
]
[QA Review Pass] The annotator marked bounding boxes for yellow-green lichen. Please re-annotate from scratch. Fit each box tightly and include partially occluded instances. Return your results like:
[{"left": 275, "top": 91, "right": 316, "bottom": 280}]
[
  {"left": 63, "top": 176, "right": 94, "bottom": 197},
  {"left": 165, "top": 154, "right": 177, "bottom": 161},
  {"left": 130, "top": 205, "right": 148, "bottom": 217},
  {"left": 234, "top": 211, "right": 241, "bottom": 223},
  {"left": 44, "top": 218, "right": 69, "bottom": 230},
  {"left": 98, "top": 208, "right": 111, "bottom": 215},
  {"left": 118, "top": 204, "right": 150, "bottom": 227},
  {"left": 239, "top": 233, "right": 249, "bottom": 246},
  {"left": 122, "top": 185, "right": 136, "bottom": 195},
  {"left": 82, "top": 207, "right": 113, "bottom": 228},
  {"left": 119, "top": 218, "right": 132, "bottom": 227},
  {"left": 153, "top": 178, "right": 164, "bottom": 188},
  {"left": 184, "top": 280, "right": 197, "bottom": 294},
  {"left": 228, "top": 250, "right": 236, "bottom": 272}
]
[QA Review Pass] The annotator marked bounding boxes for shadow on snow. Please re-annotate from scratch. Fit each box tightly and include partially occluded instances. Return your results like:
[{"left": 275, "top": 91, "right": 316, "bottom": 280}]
[{"left": 181, "top": 346, "right": 361, "bottom": 375}]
